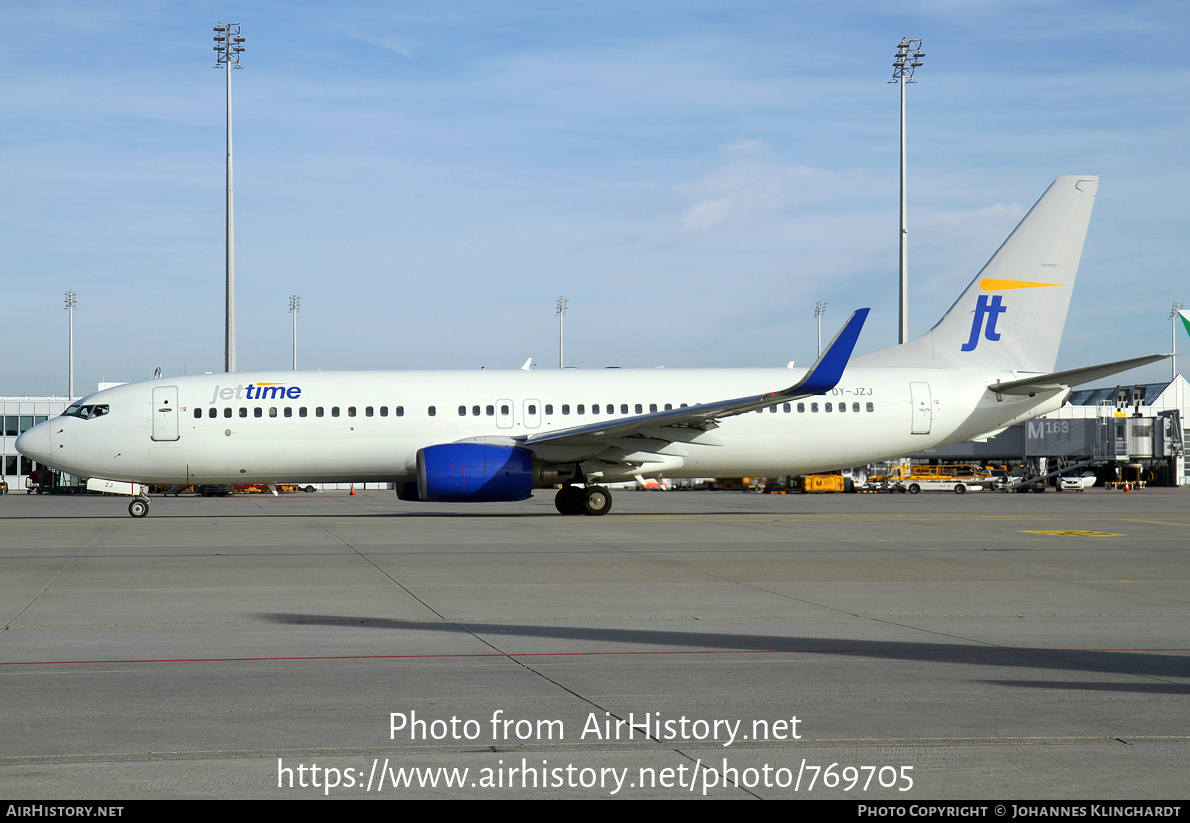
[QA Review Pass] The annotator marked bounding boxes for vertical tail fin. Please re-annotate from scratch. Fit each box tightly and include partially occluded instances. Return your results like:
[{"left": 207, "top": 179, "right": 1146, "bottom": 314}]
[{"left": 856, "top": 176, "right": 1099, "bottom": 373}]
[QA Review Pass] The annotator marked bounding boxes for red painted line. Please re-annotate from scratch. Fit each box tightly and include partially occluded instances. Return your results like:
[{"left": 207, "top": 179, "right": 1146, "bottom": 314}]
[{"left": 2, "top": 647, "right": 1186, "bottom": 667}]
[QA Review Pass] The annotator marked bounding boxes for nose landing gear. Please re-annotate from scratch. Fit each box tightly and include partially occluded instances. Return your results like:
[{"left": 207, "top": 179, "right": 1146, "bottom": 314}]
[{"left": 128, "top": 495, "right": 150, "bottom": 518}]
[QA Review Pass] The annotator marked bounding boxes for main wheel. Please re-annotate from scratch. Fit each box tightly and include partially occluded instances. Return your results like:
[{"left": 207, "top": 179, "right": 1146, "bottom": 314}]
[
  {"left": 581, "top": 486, "right": 612, "bottom": 516},
  {"left": 128, "top": 499, "right": 149, "bottom": 518},
  {"left": 554, "top": 485, "right": 585, "bottom": 515}
]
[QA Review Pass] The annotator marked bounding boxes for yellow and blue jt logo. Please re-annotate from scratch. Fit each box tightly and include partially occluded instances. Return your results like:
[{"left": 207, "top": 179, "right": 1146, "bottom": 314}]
[
  {"left": 961, "top": 294, "right": 1007, "bottom": 351},
  {"left": 960, "top": 278, "right": 1062, "bottom": 352}
]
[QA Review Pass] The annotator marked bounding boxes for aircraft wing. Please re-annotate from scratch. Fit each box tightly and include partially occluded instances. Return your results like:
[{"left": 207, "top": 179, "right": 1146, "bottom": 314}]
[
  {"left": 519, "top": 308, "right": 869, "bottom": 449},
  {"left": 988, "top": 353, "right": 1171, "bottom": 396}
]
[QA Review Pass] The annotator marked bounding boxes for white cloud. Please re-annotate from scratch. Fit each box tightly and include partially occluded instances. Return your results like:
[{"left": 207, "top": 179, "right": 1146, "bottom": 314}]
[
  {"left": 679, "top": 140, "right": 862, "bottom": 233},
  {"left": 354, "top": 33, "right": 415, "bottom": 59},
  {"left": 928, "top": 202, "right": 1025, "bottom": 227}
]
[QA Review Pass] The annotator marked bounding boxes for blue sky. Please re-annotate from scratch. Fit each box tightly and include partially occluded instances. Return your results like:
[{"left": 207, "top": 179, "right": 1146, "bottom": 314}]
[{"left": 3, "top": 1, "right": 1188, "bottom": 396}]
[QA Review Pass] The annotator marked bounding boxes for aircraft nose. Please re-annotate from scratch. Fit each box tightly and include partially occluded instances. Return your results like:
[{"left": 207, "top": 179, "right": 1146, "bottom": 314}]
[{"left": 15, "top": 422, "right": 52, "bottom": 464}]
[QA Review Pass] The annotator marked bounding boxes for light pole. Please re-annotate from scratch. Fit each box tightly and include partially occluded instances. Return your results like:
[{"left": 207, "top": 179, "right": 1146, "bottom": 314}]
[
  {"left": 1172, "top": 301, "right": 1186, "bottom": 380},
  {"left": 814, "top": 300, "right": 828, "bottom": 356},
  {"left": 890, "top": 38, "right": 924, "bottom": 345},
  {"left": 214, "top": 22, "right": 245, "bottom": 373},
  {"left": 289, "top": 294, "right": 300, "bottom": 370},
  {"left": 555, "top": 297, "right": 568, "bottom": 368},
  {"left": 64, "top": 289, "right": 76, "bottom": 398}
]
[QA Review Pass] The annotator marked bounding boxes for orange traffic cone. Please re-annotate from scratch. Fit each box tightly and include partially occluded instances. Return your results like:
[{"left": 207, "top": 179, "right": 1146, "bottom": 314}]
[{"left": 350, "top": 484, "right": 356, "bottom": 495}]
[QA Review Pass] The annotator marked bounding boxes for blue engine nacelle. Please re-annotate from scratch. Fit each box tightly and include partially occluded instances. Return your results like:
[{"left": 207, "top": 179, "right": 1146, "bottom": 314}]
[{"left": 416, "top": 443, "right": 535, "bottom": 502}]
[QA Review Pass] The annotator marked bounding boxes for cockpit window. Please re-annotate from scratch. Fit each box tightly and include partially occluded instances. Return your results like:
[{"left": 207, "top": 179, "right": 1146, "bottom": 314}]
[{"left": 61, "top": 404, "right": 109, "bottom": 420}]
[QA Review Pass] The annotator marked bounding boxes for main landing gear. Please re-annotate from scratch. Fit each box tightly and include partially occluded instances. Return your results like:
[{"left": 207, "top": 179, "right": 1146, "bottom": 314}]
[{"left": 554, "top": 484, "right": 613, "bottom": 516}]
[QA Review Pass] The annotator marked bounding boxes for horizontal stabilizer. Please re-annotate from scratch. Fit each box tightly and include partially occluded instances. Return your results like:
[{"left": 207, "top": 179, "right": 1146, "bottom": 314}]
[{"left": 989, "top": 353, "right": 1171, "bottom": 396}]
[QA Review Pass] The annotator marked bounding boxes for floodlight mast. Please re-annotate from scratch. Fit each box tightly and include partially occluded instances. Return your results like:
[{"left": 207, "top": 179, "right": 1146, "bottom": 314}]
[
  {"left": 814, "top": 300, "right": 828, "bottom": 356},
  {"left": 1172, "top": 301, "right": 1186, "bottom": 380},
  {"left": 555, "top": 297, "right": 568, "bottom": 368},
  {"left": 890, "top": 38, "right": 925, "bottom": 345},
  {"left": 64, "top": 289, "right": 77, "bottom": 398},
  {"left": 214, "top": 23, "right": 245, "bottom": 373},
  {"left": 289, "top": 294, "right": 301, "bottom": 371}
]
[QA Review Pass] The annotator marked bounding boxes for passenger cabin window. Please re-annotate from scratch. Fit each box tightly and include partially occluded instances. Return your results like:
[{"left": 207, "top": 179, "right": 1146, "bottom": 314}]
[
  {"left": 300, "top": 407, "right": 308, "bottom": 418},
  {"left": 224, "top": 407, "right": 232, "bottom": 418},
  {"left": 428, "top": 406, "right": 436, "bottom": 417},
  {"left": 332, "top": 407, "right": 340, "bottom": 417},
  {"left": 366, "top": 406, "right": 374, "bottom": 417},
  {"left": 254, "top": 408, "right": 263, "bottom": 418},
  {"left": 316, "top": 407, "right": 325, "bottom": 417},
  {"left": 240, "top": 408, "right": 248, "bottom": 418},
  {"left": 396, "top": 406, "right": 404, "bottom": 417}
]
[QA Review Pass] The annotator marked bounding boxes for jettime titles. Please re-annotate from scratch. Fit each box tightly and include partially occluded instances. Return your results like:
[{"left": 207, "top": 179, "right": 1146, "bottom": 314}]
[{"left": 209, "top": 383, "right": 302, "bottom": 404}]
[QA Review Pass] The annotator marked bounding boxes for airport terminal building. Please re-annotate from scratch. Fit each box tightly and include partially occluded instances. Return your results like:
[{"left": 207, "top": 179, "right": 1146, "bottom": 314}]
[{"left": 1, "top": 396, "right": 70, "bottom": 492}]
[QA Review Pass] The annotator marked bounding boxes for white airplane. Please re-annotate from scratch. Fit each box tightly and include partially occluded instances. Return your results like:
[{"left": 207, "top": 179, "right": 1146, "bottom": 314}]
[{"left": 17, "top": 176, "right": 1167, "bottom": 518}]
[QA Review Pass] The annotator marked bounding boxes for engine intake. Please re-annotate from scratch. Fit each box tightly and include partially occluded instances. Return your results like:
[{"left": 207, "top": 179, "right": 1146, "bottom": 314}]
[{"left": 416, "top": 443, "right": 534, "bottom": 502}]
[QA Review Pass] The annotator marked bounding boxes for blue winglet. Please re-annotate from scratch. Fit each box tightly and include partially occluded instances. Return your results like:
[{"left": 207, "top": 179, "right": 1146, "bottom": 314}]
[{"left": 790, "top": 308, "right": 869, "bottom": 396}]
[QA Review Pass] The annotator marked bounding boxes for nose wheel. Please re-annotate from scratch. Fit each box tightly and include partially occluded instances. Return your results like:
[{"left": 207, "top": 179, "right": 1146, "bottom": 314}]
[{"left": 128, "top": 497, "right": 150, "bottom": 518}]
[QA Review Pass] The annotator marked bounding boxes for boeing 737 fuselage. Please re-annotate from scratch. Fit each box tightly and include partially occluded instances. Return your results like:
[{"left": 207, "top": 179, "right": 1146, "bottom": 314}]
[{"left": 16, "top": 177, "right": 1168, "bottom": 517}]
